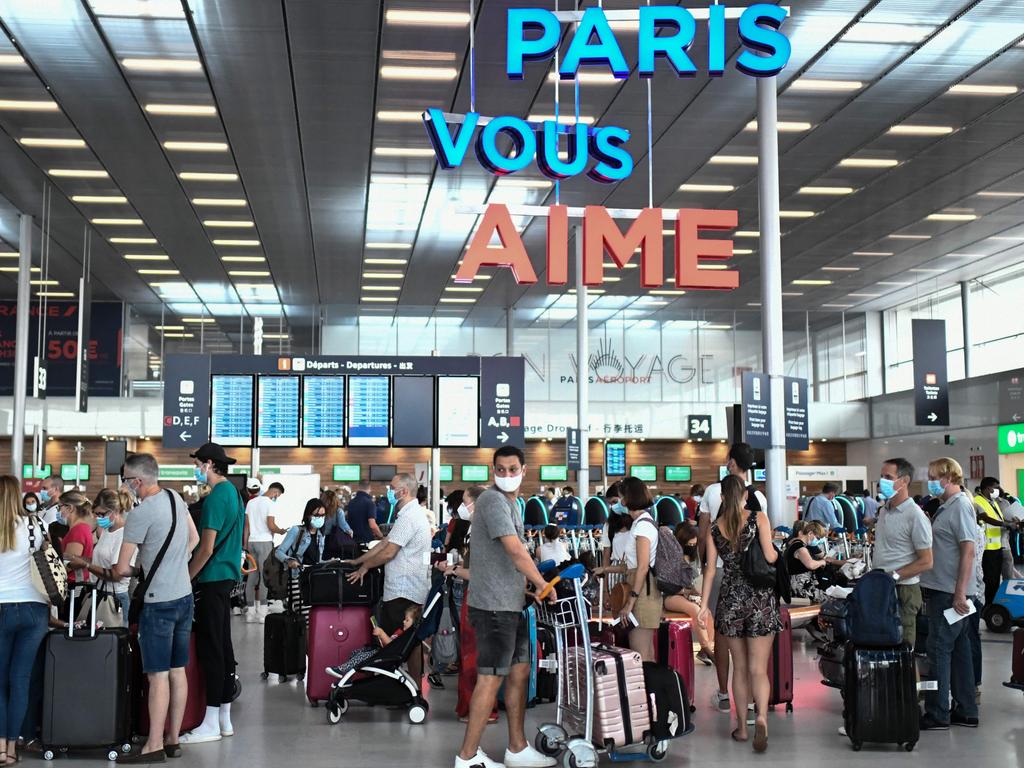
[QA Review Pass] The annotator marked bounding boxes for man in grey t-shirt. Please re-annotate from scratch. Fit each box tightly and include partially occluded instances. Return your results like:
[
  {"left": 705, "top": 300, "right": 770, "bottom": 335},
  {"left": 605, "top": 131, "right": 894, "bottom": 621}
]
[
  {"left": 115, "top": 454, "right": 199, "bottom": 762},
  {"left": 455, "top": 446, "right": 554, "bottom": 768}
]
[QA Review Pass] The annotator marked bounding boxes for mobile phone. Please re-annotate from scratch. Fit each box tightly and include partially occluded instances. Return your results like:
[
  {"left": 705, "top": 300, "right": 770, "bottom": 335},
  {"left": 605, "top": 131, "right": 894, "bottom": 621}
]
[{"left": 370, "top": 616, "right": 378, "bottom": 630}]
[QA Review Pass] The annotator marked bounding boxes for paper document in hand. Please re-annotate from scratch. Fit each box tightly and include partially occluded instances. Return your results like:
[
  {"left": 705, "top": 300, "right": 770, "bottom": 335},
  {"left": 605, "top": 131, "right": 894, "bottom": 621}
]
[{"left": 944, "top": 600, "right": 977, "bottom": 625}]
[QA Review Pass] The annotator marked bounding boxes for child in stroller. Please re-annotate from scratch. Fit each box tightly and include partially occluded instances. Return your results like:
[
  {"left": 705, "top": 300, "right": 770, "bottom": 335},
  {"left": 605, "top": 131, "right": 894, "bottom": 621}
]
[
  {"left": 326, "top": 604, "right": 420, "bottom": 679},
  {"left": 323, "top": 578, "right": 446, "bottom": 725}
]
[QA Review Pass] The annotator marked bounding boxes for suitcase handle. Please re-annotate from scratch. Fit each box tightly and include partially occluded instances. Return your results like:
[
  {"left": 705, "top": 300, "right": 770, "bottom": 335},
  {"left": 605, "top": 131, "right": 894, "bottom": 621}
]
[{"left": 68, "top": 583, "right": 98, "bottom": 639}]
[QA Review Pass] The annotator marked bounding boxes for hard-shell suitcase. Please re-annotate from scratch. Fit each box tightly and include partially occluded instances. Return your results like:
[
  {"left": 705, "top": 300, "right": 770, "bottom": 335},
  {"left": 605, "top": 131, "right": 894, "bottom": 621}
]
[
  {"left": 134, "top": 631, "right": 205, "bottom": 736},
  {"left": 768, "top": 605, "right": 794, "bottom": 711},
  {"left": 654, "top": 621, "right": 695, "bottom": 707},
  {"left": 306, "top": 606, "right": 372, "bottom": 704},
  {"left": 264, "top": 610, "right": 306, "bottom": 680},
  {"left": 300, "top": 562, "right": 383, "bottom": 607},
  {"left": 844, "top": 645, "right": 919, "bottom": 751},
  {"left": 817, "top": 641, "right": 845, "bottom": 690},
  {"left": 565, "top": 645, "right": 651, "bottom": 750},
  {"left": 42, "top": 589, "right": 133, "bottom": 761}
]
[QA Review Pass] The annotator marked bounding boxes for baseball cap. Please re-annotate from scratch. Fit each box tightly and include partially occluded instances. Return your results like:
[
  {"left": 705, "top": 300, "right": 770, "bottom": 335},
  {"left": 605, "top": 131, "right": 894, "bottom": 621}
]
[
  {"left": 246, "top": 478, "right": 261, "bottom": 491},
  {"left": 188, "top": 442, "right": 238, "bottom": 465}
]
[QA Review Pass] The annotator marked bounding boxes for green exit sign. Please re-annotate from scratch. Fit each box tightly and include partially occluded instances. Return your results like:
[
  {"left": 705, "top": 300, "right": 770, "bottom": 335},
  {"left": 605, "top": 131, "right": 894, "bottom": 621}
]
[{"left": 998, "top": 424, "right": 1024, "bottom": 454}]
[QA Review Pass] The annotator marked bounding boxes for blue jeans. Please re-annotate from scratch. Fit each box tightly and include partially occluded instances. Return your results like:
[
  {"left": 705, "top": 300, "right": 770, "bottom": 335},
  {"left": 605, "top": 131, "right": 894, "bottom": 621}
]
[
  {"left": 923, "top": 589, "right": 978, "bottom": 722},
  {"left": 0, "top": 602, "right": 50, "bottom": 740},
  {"left": 138, "top": 595, "right": 193, "bottom": 674},
  {"left": 116, "top": 592, "right": 131, "bottom": 625}
]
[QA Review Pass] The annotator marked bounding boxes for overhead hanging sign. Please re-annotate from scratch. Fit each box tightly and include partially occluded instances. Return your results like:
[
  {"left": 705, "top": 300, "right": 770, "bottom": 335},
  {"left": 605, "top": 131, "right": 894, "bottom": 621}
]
[
  {"left": 162, "top": 354, "right": 212, "bottom": 450},
  {"left": 687, "top": 414, "right": 712, "bottom": 439},
  {"left": 566, "top": 427, "right": 582, "bottom": 471},
  {"left": 481, "top": 356, "right": 526, "bottom": 448},
  {"left": 999, "top": 372, "right": 1024, "bottom": 424},
  {"left": 783, "top": 376, "right": 809, "bottom": 451},
  {"left": 911, "top": 319, "right": 949, "bottom": 427},
  {"left": 741, "top": 371, "right": 771, "bottom": 449}
]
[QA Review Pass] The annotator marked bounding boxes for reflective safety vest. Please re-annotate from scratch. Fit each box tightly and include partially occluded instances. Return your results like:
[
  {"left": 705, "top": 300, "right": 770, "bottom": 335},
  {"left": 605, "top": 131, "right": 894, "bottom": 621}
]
[{"left": 974, "top": 495, "right": 1004, "bottom": 551}]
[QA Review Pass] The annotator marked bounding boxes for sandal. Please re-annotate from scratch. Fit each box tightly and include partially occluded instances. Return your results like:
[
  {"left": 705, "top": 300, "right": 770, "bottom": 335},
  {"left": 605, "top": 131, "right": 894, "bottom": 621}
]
[
  {"left": 753, "top": 722, "right": 768, "bottom": 753},
  {"left": 731, "top": 729, "right": 748, "bottom": 742}
]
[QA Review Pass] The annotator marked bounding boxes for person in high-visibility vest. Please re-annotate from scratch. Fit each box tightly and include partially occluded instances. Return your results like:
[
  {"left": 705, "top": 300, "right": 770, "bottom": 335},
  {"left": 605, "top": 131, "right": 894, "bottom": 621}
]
[{"left": 973, "top": 476, "right": 1012, "bottom": 607}]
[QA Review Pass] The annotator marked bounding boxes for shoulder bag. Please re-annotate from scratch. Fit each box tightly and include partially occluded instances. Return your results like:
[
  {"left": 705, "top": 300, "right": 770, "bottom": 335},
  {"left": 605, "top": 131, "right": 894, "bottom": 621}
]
[
  {"left": 741, "top": 516, "right": 778, "bottom": 591},
  {"left": 128, "top": 488, "right": 179, "bottom": 626},
  {"left": 27, "top": 515, "right": 68, "bottom": 604}
]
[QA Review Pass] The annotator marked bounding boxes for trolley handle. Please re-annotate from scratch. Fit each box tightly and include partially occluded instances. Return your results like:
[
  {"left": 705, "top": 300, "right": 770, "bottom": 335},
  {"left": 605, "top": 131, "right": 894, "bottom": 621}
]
[{"left": 536, "top": 563, "right": 585, "bottom": 600}]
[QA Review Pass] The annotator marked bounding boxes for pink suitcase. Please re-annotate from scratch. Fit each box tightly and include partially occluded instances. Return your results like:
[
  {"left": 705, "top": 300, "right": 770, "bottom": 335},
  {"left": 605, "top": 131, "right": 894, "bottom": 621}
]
[
  {"left": 564, "top": 645, "right": 651, "bottom": 749},
  {"left": 654, "top": 621, "right": 695, "bottom": 707},
  {"left": 306, "top": 606, "right": 372, "bottom": 704}
]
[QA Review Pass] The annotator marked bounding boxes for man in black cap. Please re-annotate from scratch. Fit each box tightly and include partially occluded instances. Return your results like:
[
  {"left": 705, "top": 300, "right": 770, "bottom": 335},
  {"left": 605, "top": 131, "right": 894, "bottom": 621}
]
[{"left": 181, "top": 443, "right": 244, "bottom": 745}]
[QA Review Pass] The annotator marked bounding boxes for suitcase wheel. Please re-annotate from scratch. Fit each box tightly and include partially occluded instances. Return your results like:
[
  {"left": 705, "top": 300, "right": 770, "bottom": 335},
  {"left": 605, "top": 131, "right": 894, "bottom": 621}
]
[
  {"left": 646, "top": 742, "right": 669, "bottom": 762},
  {"left": 279, "top": 675, "right": 289, "bottom": 683},
  {"left": 107, "top": 750, "right": 120, "bottom": 762},
  {"left": 43, "top": 750, "right": 56, "bottom": 761},
  {"left": 261, "top": 672, "right": 269, "bottom": 680},
  {"left": 786, "top": 702, "right": 794, "bottom": 713},
  {"left": 904, "top": 743, "right": 915, "bottom": 752},
  {"left": 851, "top": 742, "right": 862, "bottom": 752}
]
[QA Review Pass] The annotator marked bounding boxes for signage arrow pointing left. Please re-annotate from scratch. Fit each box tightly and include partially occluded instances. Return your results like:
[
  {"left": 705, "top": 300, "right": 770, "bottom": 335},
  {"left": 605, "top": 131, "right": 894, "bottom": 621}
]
[{"left": 179, "top": 431, "right": 192, "bottom": 442}]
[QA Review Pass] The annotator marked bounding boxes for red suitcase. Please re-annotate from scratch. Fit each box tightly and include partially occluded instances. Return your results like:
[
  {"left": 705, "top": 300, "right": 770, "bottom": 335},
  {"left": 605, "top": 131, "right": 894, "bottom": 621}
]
[
  {"left": 1007, "top": 628, "right": 1024, "bottom": 688},
  {"left": 456, "top": 589, "right": 499, "bottom": 720},
  {"left": 768, "top": 605, "right": 794, "bottom": 711},
  {"left": 654, "top": 621, "right": 695, "bottom": 707},
  {"left": 306, "top": 606, "right": 372, "bottom": 704},
  {"left": 134, "top": 632, "right": 206, "bottom": 737},
  {"left": 564, "top": 645, "right": 651, "bottom": 750}
]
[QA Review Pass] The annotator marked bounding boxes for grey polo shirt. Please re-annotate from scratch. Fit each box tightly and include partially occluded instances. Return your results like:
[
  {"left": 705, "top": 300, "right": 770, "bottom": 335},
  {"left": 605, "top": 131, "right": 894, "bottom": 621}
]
[
  {"left": 920, "top": 491, "right": 978, "bottom": 595},
  {"left": 872, "top": 497, "right": 932, "bottom": 585}
]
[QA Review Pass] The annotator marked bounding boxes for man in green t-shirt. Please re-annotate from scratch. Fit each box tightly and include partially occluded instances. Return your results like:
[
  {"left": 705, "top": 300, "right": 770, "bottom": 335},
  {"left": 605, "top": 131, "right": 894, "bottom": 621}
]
[{"left": 181, "top": 443, "right": 244, "bottom": 745}]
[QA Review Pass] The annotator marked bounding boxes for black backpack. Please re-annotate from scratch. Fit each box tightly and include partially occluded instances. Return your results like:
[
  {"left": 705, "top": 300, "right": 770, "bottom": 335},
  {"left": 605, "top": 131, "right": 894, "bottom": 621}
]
[{"left": 643, "top": 662, "right": 693, "bottom": 740}]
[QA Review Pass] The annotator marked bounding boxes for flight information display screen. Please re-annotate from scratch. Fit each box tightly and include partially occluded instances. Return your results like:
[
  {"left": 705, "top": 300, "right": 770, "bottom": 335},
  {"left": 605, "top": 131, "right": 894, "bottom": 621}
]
[
  {"left": 437, "top": 377, "right": 479, "bottom": 446},
  {"left": 347, "top": 376, "right": 390, "bottom": 446},
  {"left": 257, "top": 376, "right": 300, "bottom": 447},
  {"left": 605, "top": 442, "right": 626, "bottom": 476},
  {"left": 302, "top": 376, "right": 346, "bottom": 446},
  {"left": 211, "top": 375, "right": 254, "bottom": 446}
]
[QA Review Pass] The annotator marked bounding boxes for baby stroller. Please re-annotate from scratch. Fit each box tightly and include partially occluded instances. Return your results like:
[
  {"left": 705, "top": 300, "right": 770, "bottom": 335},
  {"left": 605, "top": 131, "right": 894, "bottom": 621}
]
[{"left": 325, "top": 578, "right": 446, "bottom": 725}]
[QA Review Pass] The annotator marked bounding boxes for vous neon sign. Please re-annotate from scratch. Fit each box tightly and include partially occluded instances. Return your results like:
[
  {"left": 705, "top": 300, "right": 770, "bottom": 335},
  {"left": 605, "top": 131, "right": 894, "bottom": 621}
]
[{"left": 423, "top": 5, "right": 791, "bottom": 183}]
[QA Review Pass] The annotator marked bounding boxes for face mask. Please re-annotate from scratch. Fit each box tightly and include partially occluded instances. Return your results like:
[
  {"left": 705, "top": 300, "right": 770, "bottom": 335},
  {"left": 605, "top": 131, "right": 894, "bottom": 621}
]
[
  {"left": 55, "top": 512, "right": 67, "bottom": 526},
  {"left": 25, "top": 502, "right": 37, "bottom": 513},
  {"left": 878, "top": 478, "right": 897, "bottom": 500},
  {"left": 991, "top": 489, "right": 1001, "bottom": 500},
  {"left": 96, "top": 516, "right": 113, "bottom": 530},
  {"left": 386, "top": 487, "right": 398, "bottom": 506},
  {"left": 494, "top": 473, "right": 523, "bottom": 493},
  {"left": 812, "top": 537, "right": 827, "bottom": 548},
  {"left": 309, "top": 516, "right": 325, "bottom": 530},
  {"left": 683, "top": 544, "right": 698, "bottom": 559},
  {"left": 927, "top": 479, "right": 945, "bottom": 496},
  {"left": 457, "top": 503, "right": 472, "bottom": 521},
  {"left": 693, "top": 495, "right": 702, "bottom": 503},
  {"left": 39, "top": 490, "right": 50, "bottom": 504},
  {"left": 611, "top": 502, "right": 628, "bottom": 515},
  {"left": 194, "top": 467, "right": 208, "bottom": 485}
]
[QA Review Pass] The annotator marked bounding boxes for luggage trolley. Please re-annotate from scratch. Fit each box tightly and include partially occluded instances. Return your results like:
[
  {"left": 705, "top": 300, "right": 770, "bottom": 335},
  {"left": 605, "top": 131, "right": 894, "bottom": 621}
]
[{"left": 533, "top": 569, "right": 672, "bottom": 766}]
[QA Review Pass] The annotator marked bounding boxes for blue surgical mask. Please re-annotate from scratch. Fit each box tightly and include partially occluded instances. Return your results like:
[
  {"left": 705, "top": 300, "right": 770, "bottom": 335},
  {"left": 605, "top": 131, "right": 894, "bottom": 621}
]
[
  {"left": 812, "top": 537, "right": 826, "bottom": 548},
  {"left": 55, "top": 512, "right": 66, "bottom": 526},
  {"left": 309, "top": 516, "right": 325, "bottom": 530},
  {"left": 25, "top": 502, "right": 38, "bottom": 513},
  {"left": 611, "top": 502, "right": 628, "bottom": 515},
  {"left": 386, "top": 487, "right": 398, "bottom": 506},
  {"left": 194, "top": 467, "right": 208, "bottom": 484},
  {"left": 878, "top": 478, "right": 896, "bottom": 500},
  {"left": 927, "top": 480, "right": 944, "bottom": 496},
  {"left": 97, "top": 516, "right": 113, "bottom": 530},
  {"left": 39, "top": 490, "right": 50, "bottom": 504}
]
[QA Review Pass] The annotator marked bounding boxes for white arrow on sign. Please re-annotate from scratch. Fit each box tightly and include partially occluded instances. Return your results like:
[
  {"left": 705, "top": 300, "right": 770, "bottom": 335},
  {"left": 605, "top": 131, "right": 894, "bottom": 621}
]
[
  {"left": 179, "top": 431, "right": 192, "bottom": 442},
  {"left": 927, "top": 412, "right": 938, "bottom": 423},
  {"left": 497, "top": 431, "right": 509, "bottom": 443},
  {"left": 1014, "top": 413, "right": 1021, "bottom": 422}
]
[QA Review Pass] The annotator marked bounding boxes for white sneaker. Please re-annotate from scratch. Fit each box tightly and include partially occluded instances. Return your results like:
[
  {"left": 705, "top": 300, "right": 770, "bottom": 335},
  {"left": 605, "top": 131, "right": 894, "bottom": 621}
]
[
  {"left": 244, "top": 608, "right": 258, "bottom": 623},
  {"left": 504, "top": 745, "right": 556, "bottom": 768},
  {"left": 838, "top": 725, "right": 847, "bottom": 737},
  {"left": 711, "top": 690, "right": 730, "bottom": 712},
  {"left": 256, "top": 603, "right": 270, "bottom": 616},
  {"left": 231, "top": 606, "right": 243, "bottom": 617},
  {"left": 257, "top": 611, "right": 266, "bottom": 624},
  {"left": 179, "top": 728, "right": 222, "bottom": 745},
  {"left": 454, "top": 749, "right": 505, "bottom": 768}
]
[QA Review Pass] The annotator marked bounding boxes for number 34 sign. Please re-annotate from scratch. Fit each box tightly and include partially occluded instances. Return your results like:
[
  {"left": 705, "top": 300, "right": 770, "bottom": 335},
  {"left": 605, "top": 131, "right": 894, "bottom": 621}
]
[{"left": 688, "top": 414, "right": 712, "bottom": 438}]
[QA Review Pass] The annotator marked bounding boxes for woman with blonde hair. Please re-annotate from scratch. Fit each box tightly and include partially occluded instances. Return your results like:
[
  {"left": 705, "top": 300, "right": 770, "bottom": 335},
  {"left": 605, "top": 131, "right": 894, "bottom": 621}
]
[
  {"left": 0, "top": 474, "right": 50, "bottom": 765},
  {"left": 698, "top": 474, "right": 781, "bottom": 753},
  {"left": 66, "top": 489, "right": 136, "bottom": 623}
]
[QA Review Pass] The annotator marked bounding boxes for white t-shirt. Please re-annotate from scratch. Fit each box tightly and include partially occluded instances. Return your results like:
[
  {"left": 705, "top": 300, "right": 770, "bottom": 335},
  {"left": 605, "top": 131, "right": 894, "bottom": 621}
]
[
  {"left": 245, "top": 496, "right": 275, "bottom": 543},
  {"left": 539, "top": 539, "right": 570, "bottom": 565},
  {"left": 610, "top": 530, "right": 630, "bottom": 563},
  {"left": 624, "top": 512, "right": 658, "bottom": 570},
  {"left": 93, "top": 527, "right": 133, "bottom": 594},
  {"left": 0, "top": 517, "right": 48, "bottom": 604}
]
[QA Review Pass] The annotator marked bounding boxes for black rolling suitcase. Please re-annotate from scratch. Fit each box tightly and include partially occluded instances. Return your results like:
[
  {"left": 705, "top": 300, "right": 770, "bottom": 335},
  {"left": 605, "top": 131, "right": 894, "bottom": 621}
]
[
  {"left": 299, "top": 561, "right": 383, "bottom": 607},
  {"left": 41, "top": 588, "right": 133, "bottom": 761},
  {"left": 263, "top": 610, "right": 306, "bottom": 681},
  {"left": 843, "top": 645, "right": 919, "bottom": 752}
]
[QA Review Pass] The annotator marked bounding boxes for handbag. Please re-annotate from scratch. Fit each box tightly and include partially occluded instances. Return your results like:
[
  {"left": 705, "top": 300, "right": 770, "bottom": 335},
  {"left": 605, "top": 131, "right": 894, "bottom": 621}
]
[
  {"left": 26, "top": 515, "right": 68, "bottom": 604},
  {"left": 77, "top": 582, "right": 123, "bottom": 628},
  {"left": 129, "top": 489, "right": 180, "bottom": 626},
  {"left": 741, "top": 522, "right": 778, "bottom": 590}
]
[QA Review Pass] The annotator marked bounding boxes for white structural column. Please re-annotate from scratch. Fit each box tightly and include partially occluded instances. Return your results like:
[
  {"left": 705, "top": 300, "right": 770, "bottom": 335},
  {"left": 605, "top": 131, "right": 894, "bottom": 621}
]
[
  {"left": 757, "top": 76, "right": 788, "bottom": 528},
  {"left": 11, "top": 215, "right": 32, "bottom": 476},
  {"left": 574, "top": 227, "right": 589, "bottom": 496},
  {"left": 960, "top": 280, "right": 972, "bottom": 378},
  {"left": 506, "top": 307, "right": 514, "bottom": 356}
]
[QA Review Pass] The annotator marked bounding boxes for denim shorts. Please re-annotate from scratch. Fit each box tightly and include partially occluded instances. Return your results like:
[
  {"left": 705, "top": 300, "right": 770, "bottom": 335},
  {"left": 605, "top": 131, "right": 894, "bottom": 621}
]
[
  {"left": 138, "top": 594, "right": 194, "bottom": 674},
  {"left": 468, "top": 607, "right": 530, "bottom": 677}
]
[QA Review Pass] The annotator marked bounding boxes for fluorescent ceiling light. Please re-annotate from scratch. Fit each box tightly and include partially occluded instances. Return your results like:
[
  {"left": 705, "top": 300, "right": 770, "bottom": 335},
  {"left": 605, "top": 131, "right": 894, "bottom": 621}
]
[
  {"left": 91, "top": 218, "right": 143, "bottom": 225},
  {"left": 72, "top": 195, "right": 127, "bottom": 204},
  {"left": 382, "top": 50, "right": 457, "bottom": 62},
  {"left": 567, "top": 288, "right": 605, "bottom": 295},
  {"left": 779, "top": 210, "right": 816, "bottom": 218},
  {"left": 376, "top": 110, "right": 423, "bottom": 122},
  {"left": 110, "top": 237, "right": 157, "bottom": 244},
  {"left": 48, "top": 168, "right": 108, "bottom": 178},
  {"left": 380, "top": 65, "right": 457, "bottom": 81},
  {"left": 840, "top": 157, "right": 899, "bottom": 168},
  {"left": 0, "top": 99, "right": 58, "bottom": 111},
  {"left": 220, "top": 255, "right": 265, "bottom": 262},
  {"left": 843, "top": 22, "right": 932, "bottom": 44},
  {"left": 89, "top": 0, "right": 185, "bottom": 18},
  {"left": 948, "top": 84, "right": 1018, "bottom": 96},
  {"left": 19, "top": 137, "right": 86, "bottom": 148},
  {"left": 0, "top": 266, "right": 40, "bottom": 273},
  {"left": 494, "top": 178, "right": 552, "bottom": 189},
  {"left": 888, "top": 124, "right": 954, "bottom": 136},
  {"left": 781, "top": 291, "right": 803, "bottom": 297},
  {"left": 262, "top": 333, "right": 289, "bottom": 340},
  {"left": 154, "top": 325, "right": 185, "bottom": 331},
  {"left": 440, "top": 298, "right": 476, "bottom": 304},
  {"left": 733, "top": 249, "right": 754, "bottom": 255},
  {"left": 0, "top": 54, "right": 25, "bottom": 66},
  {"left": 927, "top": 213, "right": 977, "bottom": 221},
  {"left": 822, "top": 266, "right": 860, "bottom": 272},
  {"left": 709, "top": 155, "right": 757, "bottom": 165},
  {"left": 370, "top": 175, "right": 429, "bottom": 186},
  {"left": 228, "top": 270, "right": 270, "bottom": 277},
  {"left": 373, "top": 147, "right": 436, "bottom": 157},
  {"left": 34, "top": 291, "right": 74, "bottom": 298},
  {"left": 792, "top": 279, "right": 832, "bottom": 286},
  {"left": 746, "top": 302, "right": 761, "bottom": 307},
  {"left": 547, "top": 71, "right": 619, "bottom": 85},
  {"left": 679, "top": 183, "right": 735, "bottom": 192},
  {"left": 362, "top": 272, "right": 405, "bottom": 279},
  {"left": 909, "top": 268, "right": 945, "bottom": 273},
  {"left": 736, "top": 230, "right": 760, "bottom": 238},
  {"left": 697, "top": 264, "right": 730, "bottom": 270},
  {"left": 179, "top": 171, "right": 238, "bottom": 182},
  {"left": 649, "top": 290, "right": 686, "bottom": 296},
  {"left": 192, "top": 197, "right": 247, "bottom": 206},
  {"left": 799, "top": 186, "right": 855, "bottom": 195},
  {"left": 877, "top": 281, "right": 911, "bottom": 286},
  {"left": 365, "top": 257, "right": 409, "bottom": 265},
  {"left": 30, "top": 279, "right": 59, "bottom": 286},
  {"left": 888, "top": 234, "right": 931, "bottom": 240},
  {"left": 212, "top": 239, "right": 260, "bottom": 246},
  {"left": 852, "top": 251, "right": 893, "bottom": 256},
  {"left": 977, "top": 191, "right": 1024, "bottom": 198},
  {"left": 203, "top": 220, "right": 254, "bottom": 228},
  {"left": 183, "top": 318, "right": 216, "bottom": 323},
  {"left": 822, "top": 303, "right": 853, "bottom": 309},
  {"left": 122, "top": 58, "right": 201, "bottom": 72},
  {"left": 848, "top": 293, "right": 881, "bottom": 298},
  {"left": 145, "top": 103, "right": 216, "bottom": 116},
  {"left": 989, "top": 236, "right": 1024, "bottom": 241},
  {"left": 161, "top": 332, "right": 194, "bottom": 338},
  {"left": 366, "top": 243, "right": 412, "bottom": 250},
  {"left": 527, "top": 114, "right": 595, "bottom": 125},
  {"left": 745, "top": 120, "right": 812, "bottom": 132},
  {"left": 164, "top": 141, "right": 228, "bottom": 152},
  {"left": 124, "top": 254, "right": 168, "bottom": 261},
  {"left": 789, "top": 79, "right": 862, "bottom": 92},
  {"left": 362, "top": 285, "right": 401, "bottom": 292},
  {"left": 385, "top": 9, "right": 470, "bottom": 24},
  {"left": 138, "top": 268, "right": 179, "bottom": 275},
  {"left": 362, "top": 296, "right": 398, "bottom": 303},
  {"left": 445, "top": 286, "right": 483, "bottom": 293}
]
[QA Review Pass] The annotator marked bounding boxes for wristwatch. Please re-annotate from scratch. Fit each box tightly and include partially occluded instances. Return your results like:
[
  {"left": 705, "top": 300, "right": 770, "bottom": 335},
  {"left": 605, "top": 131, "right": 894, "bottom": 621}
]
[
  {"left": 892, "top": 571, "right": 901, "bottom": 582},
  {"left": 630, "top": 590, "right": 640, "bottom": 599}
]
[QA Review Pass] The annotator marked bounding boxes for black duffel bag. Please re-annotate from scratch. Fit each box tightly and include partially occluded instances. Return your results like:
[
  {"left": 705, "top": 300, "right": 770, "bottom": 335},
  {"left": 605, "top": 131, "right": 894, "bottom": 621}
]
[{"left": 299, "top": 560, "right": 383, "bottom": 607}]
